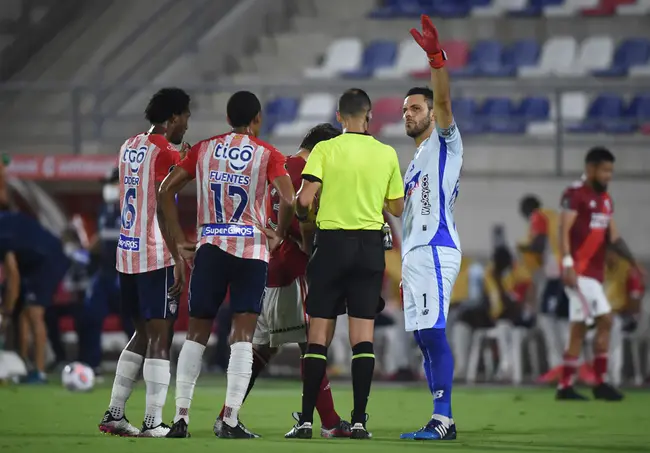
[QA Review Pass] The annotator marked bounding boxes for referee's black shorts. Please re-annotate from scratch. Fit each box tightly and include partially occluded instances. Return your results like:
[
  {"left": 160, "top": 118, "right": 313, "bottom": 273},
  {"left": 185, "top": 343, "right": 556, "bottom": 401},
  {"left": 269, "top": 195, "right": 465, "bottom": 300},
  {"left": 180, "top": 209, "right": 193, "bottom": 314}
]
[{"left": 306, "top": 229, "right": 385, "bottom": 320}]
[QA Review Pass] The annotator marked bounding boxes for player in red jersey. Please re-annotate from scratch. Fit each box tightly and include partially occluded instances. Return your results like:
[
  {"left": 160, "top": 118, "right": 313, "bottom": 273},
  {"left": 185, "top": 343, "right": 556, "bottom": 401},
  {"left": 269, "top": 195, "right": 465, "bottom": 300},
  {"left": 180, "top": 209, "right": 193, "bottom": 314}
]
[
  {"left": 557, "top": 147, "right": 645, "bottom": 401},
  {"left": 99, "top": 88, "right": 191, "bottom": 437},
  {"left": 159, "top": 91, "right": 295, "bottom": 439},
  {"left": 211, "top": 123, "right": 352, "bottom": 438}
]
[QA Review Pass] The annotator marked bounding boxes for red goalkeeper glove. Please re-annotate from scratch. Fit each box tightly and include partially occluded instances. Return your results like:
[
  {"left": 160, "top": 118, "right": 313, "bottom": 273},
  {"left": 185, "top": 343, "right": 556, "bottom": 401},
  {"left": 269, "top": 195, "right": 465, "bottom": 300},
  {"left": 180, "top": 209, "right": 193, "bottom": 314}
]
[{"left": 410, "top": 14, "right": 447, "bottom": 69}]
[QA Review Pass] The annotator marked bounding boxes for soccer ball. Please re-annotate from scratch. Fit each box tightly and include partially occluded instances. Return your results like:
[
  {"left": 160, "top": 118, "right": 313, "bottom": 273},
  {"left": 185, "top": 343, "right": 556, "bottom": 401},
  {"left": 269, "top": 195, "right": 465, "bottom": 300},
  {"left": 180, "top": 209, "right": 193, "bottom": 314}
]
[{"left": 61, "top": 362, "right": 95, "bottom": 392}]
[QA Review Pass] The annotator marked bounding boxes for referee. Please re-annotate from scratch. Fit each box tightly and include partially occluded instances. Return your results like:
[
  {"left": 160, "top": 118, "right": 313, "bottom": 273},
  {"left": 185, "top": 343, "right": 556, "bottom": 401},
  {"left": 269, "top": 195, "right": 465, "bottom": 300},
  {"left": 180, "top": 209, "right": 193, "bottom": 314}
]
[{"left": 288, "top": 89, "right": 404, "bottom": 440}]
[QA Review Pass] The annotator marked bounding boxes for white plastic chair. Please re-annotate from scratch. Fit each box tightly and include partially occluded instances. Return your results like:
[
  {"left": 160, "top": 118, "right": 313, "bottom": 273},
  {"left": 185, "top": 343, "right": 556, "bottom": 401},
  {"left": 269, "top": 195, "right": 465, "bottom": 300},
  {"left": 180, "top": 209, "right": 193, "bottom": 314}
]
[
  {"left": 304, "top": 38, "right": 363, "bottom": 79},
  {"left": 375, "top": 40, "right": 427, "bottom": 79},
  {"left": 520, "top": 37, "right": 577, "bottom": 77},
  {"left": 557, "top": 36, "right": 614, "bottom": 76}
]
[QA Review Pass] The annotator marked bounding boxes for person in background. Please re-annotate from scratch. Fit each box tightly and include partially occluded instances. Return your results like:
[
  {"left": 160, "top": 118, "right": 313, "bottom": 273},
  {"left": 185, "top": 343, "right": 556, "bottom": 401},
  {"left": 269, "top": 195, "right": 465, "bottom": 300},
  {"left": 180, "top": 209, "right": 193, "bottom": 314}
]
[
  {"left": 605, "top": 250, "right": 645, "bottom": 386},
  {"left": 45, "top": 227, "right": 91, "bottom": 371},
  {"left": 518, "top": 195, "right": 569, "bottom": 383},
  {"left": 484, "top": 245, "right": 534, "bottom": 382},
  {"left": 78, "top": 168, "right": 134, "bottom": 376}
]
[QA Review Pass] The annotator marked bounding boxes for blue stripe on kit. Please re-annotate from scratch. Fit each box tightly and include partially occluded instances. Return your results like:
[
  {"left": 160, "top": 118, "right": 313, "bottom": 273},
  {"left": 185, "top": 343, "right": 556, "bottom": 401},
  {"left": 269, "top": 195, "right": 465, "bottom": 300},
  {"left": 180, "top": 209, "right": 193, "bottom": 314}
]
[
  {"left": 429, "top": 136, "right": 456, "bottom": 249},
  {"left": 432, "top": 246, "right": 446, "bottom": 329}
]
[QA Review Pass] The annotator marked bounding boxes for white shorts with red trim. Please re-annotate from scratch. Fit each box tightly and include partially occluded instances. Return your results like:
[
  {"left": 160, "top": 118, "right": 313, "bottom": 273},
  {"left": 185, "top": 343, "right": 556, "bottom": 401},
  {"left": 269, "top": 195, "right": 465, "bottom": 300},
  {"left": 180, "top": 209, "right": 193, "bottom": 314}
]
[
  {"left": 565, "top": 276, "right": 611, "bottom": 323},
  {"left": 253, "top": 276, "right": 308, "bottom": 347}
]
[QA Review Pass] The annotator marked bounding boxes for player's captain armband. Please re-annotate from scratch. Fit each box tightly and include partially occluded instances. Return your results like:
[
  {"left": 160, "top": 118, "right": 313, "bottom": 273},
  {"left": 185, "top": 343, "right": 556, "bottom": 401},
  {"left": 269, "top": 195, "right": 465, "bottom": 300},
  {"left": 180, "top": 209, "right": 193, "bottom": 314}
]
[
  {"left": 562, "top": 255, "right": 574, "bottom": 269},
  {"left": 436, "top": 121, "right": 457, "bottom": 139}
]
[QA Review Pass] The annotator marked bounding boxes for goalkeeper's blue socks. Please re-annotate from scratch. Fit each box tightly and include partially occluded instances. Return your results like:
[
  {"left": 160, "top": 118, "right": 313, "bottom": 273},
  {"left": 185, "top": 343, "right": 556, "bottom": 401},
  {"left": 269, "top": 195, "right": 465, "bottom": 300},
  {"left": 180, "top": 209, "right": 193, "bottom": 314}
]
[{"left": 418, "top": 327, "right": 453, "bottom": 420}]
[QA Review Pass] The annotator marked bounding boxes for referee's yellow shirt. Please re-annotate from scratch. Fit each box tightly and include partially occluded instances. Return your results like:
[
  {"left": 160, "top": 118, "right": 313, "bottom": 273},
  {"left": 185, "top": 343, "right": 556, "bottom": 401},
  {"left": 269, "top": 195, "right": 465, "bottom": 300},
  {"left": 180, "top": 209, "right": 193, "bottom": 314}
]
[{"left": 302, "top": 132, "right": 404, "bottom": 230}]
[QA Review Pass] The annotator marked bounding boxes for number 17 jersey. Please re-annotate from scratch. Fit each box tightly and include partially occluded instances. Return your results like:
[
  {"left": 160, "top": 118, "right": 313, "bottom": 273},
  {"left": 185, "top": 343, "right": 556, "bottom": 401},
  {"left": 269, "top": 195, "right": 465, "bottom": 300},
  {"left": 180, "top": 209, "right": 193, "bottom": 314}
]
[
  {"left": 178, "top": 132, "right": 288, "bottom": 263},
  {"left": 116, "top": 133, "right": 180, "bottom": 274}
]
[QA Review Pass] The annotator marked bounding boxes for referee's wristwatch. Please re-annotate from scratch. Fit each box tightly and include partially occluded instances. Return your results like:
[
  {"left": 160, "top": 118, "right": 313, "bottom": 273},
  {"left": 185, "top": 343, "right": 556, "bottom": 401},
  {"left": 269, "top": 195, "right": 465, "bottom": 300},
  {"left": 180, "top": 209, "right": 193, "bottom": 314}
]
[{"left": 296, "top": 212, "right": 309, "bottom": 223}]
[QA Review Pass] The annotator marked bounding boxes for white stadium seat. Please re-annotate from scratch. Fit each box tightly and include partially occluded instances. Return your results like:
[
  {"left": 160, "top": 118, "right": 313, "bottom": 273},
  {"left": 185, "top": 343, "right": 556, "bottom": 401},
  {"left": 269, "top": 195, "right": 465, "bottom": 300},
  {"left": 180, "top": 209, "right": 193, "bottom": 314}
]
[
  {"left": 304, "top": 38, "right": 363, "bottom": 79},
  {"left": 472, "top": 0, "right": 527, "bottom": 17},
  {"left": 519, "top": 37, "right": 577, "bottom": 77},
  {"left": 630, "top": 65, "right": 650, "bottom": 77},
  {"left": 528, "top": 92, "right": 588, "bottom": 136},
  {"left": 375, "top": 40, "right": 427, "bottom": 79},
  {"left": 544, "top": 0, "right": 600, "bottom": 16},
  {"left": 380, "top": 122, "right": 407, "bottom": 138},
  {"left": 618, "top": 0, "right": 650, "bottom": 15},
  {"left": 556, "top": 36, "right": 614, "bottom": 76},
  {"left": 273, "top": 93, "right": 335, "bottom": 138}
]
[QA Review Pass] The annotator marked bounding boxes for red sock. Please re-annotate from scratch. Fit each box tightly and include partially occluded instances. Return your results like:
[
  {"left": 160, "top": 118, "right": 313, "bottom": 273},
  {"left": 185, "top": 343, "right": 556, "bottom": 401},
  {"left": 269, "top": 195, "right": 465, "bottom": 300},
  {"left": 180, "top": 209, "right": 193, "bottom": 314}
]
[
  {"left": 559, "top": 354, "right": 578, "bottom": 389},
  {"left": 315, "top": 374, "right": 340, "bottom": 429},
  {"left": 594, "top": 354, "right": 608, "bottom": 385}
]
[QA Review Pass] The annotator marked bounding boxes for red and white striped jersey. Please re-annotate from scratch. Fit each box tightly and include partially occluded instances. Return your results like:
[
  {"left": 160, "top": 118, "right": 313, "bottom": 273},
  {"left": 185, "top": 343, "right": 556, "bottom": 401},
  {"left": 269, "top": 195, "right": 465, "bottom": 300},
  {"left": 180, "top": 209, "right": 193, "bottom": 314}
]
[
  {"left": 178, "top": 132, "right": 288, "bottom": 263},
  {"left": 116, "top": 133, "right": 180, "bottom": 274}
]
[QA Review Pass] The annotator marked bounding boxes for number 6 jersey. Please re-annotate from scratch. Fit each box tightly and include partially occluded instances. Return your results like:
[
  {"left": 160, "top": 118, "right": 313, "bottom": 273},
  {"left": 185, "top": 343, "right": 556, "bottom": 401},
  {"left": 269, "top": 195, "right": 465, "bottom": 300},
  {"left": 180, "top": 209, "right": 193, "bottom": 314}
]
[
  {"left": 178, "top": 132, "right": 288, "bottom": 263},
  {"left": 116, "top": 132, "right": 180, "bottom": 274}
]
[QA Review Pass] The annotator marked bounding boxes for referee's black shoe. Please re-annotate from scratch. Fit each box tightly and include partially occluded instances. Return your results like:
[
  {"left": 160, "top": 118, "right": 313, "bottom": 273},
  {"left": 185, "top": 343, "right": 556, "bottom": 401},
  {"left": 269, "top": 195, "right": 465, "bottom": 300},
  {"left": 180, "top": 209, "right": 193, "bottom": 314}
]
[
  {"left": 285, "top": 422, "right": 313, "bottom": 439},
  {"left": 350, "top": 413, "right": 372, "bottom": 440},
  {"left": 166, "top": 419, "right": 191, "bottom": 438}
]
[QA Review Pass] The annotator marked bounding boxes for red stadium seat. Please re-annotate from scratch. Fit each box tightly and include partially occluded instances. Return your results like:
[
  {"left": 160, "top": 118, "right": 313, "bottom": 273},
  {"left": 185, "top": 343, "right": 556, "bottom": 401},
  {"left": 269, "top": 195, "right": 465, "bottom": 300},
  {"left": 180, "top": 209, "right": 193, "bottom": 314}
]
[
  {"left": 59, "top": 316, "right": 75, "bottom": 333},
  {"left": 103, "top": 315, "right": 122, "bottom": 332},
  {"left": 410, "top": 40, "right": 469, "bottom": 79},
  {"left": 582, "top": 0, "right": 635, "bottom": 15},
  {"left": 640, "top": 123, "right": 650, "bottom": 135},
  {"left": 370, "top": 97, "right": 404, "bottom": 136}
]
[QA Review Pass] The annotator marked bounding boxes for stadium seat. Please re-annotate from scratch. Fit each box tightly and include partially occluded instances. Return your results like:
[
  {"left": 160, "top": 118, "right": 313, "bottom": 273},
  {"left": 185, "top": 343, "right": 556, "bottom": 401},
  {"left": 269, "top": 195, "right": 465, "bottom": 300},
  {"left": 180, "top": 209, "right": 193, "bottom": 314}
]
[
  {"left": 512, "top": 0, "right": 564, "bottom": 17},
  {"left": 432, "top": 0, "right": 472, "bottom": 17},
  {"left": 369, "top": 0, "right": 423, "bottom": 18},
  {"left": 582, "top": 0, "right": 636, "bottom": 15},
  {"left": 625, "top": 94, "right": 650, "bottom": 129},
  {"left": 617, "top": 0, "right": 650, "bottom": 14},
  {"left": 472, "top": 0, "right": 528, "bottom": 17},
  {"left": 304, "top": 38, "right": 363, "bottom": 79},
  {"left": 507, "top": 39, "right": 541, "bottom": 75},
  {"left": 520, "top": 37, "right": 577, "bottom": 77},
  {"left": 263, "top": 97, "right": 299, "bottom": 134},
  {"left": 544, "top": 0, "right": 601, "bottom": 16},
  {"left": 370, "top": 97, "right": 404, "bottom": 136},
  {"left": 453, "top": 40, "right": 508, "bottom": 77},
  {"left": 411, "top": 40, "right": 469, "bottom": 78},
  {"left": 595, "top": 39, "right": 650, "bottom": 77},
  {"left": 376, "top": 40, "right": 428, "bottom": 79},
  {"left": 568, "top": 94, "right": 628, "bottom": 133},
  {"left": 273, "top": 93, "right": 336, "bottom": 137},
  {"left": 517, "top": 97, "right": 551, "bottom": 122},
  {"left": 343, "top": 40, "right": 398, "bottom": 78},
  {"left": 482, "top": 98, "right": 524, "bottom": 134},
  {"left": 556, "top": 36, "right": 614, "bottom": 76},
  {"left": 452, "top": 98, "right": 483, "bottom": 134},
  {"left": 528, "top": 92, "right": 588, "bottom": 136}
]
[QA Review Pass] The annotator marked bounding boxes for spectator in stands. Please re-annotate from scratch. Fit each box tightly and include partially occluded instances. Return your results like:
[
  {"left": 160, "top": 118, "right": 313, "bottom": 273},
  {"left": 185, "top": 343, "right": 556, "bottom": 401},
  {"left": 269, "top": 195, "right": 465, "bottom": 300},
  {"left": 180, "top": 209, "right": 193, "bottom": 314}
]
[{"left": 605, "top": 250, "right": 645, "bottom": 386}]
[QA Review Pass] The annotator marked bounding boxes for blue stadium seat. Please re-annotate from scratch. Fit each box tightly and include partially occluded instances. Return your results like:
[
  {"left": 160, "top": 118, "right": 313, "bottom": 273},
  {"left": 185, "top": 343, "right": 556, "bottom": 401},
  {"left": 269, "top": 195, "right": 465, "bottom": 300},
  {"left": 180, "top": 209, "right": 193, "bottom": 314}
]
[
  {"left": 343, "top": 40, "right": 398, "bottom": 78},
  {"left": 469, "top": 0, "right": 491, "bottom": 6},
  {"left": 510, "top": 0, "right": 564, "bottom": 17},
  {"left": 454, "top": 40, "right": 508, "bottom": 77},
  {"left": 452, "top": 98, "right": 483, "bottom": 134},
  {"left": 369, "top": 0, "right": 423, "bottom": 18},
  {"left": 507, "top": 39, "right": 541, "bottom": 74},
  {"left": 517, "top": 97, "right": 550, "bottom": 122},
  {"left": 431, "top": 0, "right": 471, "bottom": 17},
  {"left": 593, "top": 39, "right": 650, "bottom": 77},
  {"left": 625, "top": 94, "right": 650, "bottom": 128},
  {"left": 568, "top": 94, "right": 628, "bottom": 134},
  {"left": 481, "top": 98, "right": 524, "bottom": 134},
  {"left": 263, "top": 97, "right": 299, "bottom": 134}
]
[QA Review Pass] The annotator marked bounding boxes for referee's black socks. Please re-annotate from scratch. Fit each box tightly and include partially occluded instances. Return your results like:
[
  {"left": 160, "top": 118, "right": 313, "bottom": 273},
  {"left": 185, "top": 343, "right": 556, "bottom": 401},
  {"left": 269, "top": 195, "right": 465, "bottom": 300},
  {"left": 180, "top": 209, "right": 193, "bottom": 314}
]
[
  {"left": 351, "top": 341, "right": 375, "bottom": 425},
  {"left": 300, "top": 343, "right": 328, "bottom": 425}
]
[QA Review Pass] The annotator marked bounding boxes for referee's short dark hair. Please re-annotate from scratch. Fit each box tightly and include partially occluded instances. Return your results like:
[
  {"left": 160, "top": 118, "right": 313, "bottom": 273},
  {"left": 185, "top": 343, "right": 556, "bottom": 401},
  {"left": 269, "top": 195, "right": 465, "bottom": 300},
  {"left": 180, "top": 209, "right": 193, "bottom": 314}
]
[
  {"left": 227, "top": 91, "right": 262, "bottom": 128},
  {"left": 145, "top": 88, "right": 191, "bottom": 124},
  {"left": 338, "top": 88, "right": 372, "bottom": 118},
  {"left": 406, "top": 87, "right": 433, "bottom": 110},
  {"left": 299, "top": 123, "right": 342, "bottom": 151},
  {"left": 585, "top": 146, "right": 615, "bottom": 165}
]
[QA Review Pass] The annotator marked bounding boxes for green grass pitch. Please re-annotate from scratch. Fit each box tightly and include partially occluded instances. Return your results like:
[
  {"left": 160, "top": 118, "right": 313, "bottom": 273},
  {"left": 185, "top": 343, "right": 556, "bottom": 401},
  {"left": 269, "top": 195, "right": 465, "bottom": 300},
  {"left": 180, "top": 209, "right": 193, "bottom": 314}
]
[{"left": 1, "top": 377, "right": 650, "bottom": 453}]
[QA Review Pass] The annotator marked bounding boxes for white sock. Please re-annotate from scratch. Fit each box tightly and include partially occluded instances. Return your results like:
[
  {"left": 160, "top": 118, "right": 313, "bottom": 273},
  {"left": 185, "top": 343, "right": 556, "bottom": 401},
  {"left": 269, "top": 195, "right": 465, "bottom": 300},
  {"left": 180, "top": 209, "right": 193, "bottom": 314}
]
[
  {"left": 223, "top": 342, "right": 253, "bottom": 428},
  {"left": 143, "top": 358, "right": 170, "bottom": 429},
  {"left": 108, "top": 350, "right": 143, "bottom": 420},
  {"left": 174, "top": 340, "right": 206, "bottom": 424}
]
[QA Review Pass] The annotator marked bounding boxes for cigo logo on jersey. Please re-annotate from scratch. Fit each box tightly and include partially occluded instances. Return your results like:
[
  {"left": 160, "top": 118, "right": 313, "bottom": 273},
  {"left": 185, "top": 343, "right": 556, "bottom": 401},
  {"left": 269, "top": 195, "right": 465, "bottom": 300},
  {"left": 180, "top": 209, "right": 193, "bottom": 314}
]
[
  {"left": 214, "top": 143, "right": 254, "bottom": 172},
  {"left": 122, "top": 146, "right": 148, "bottom": 174}
]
